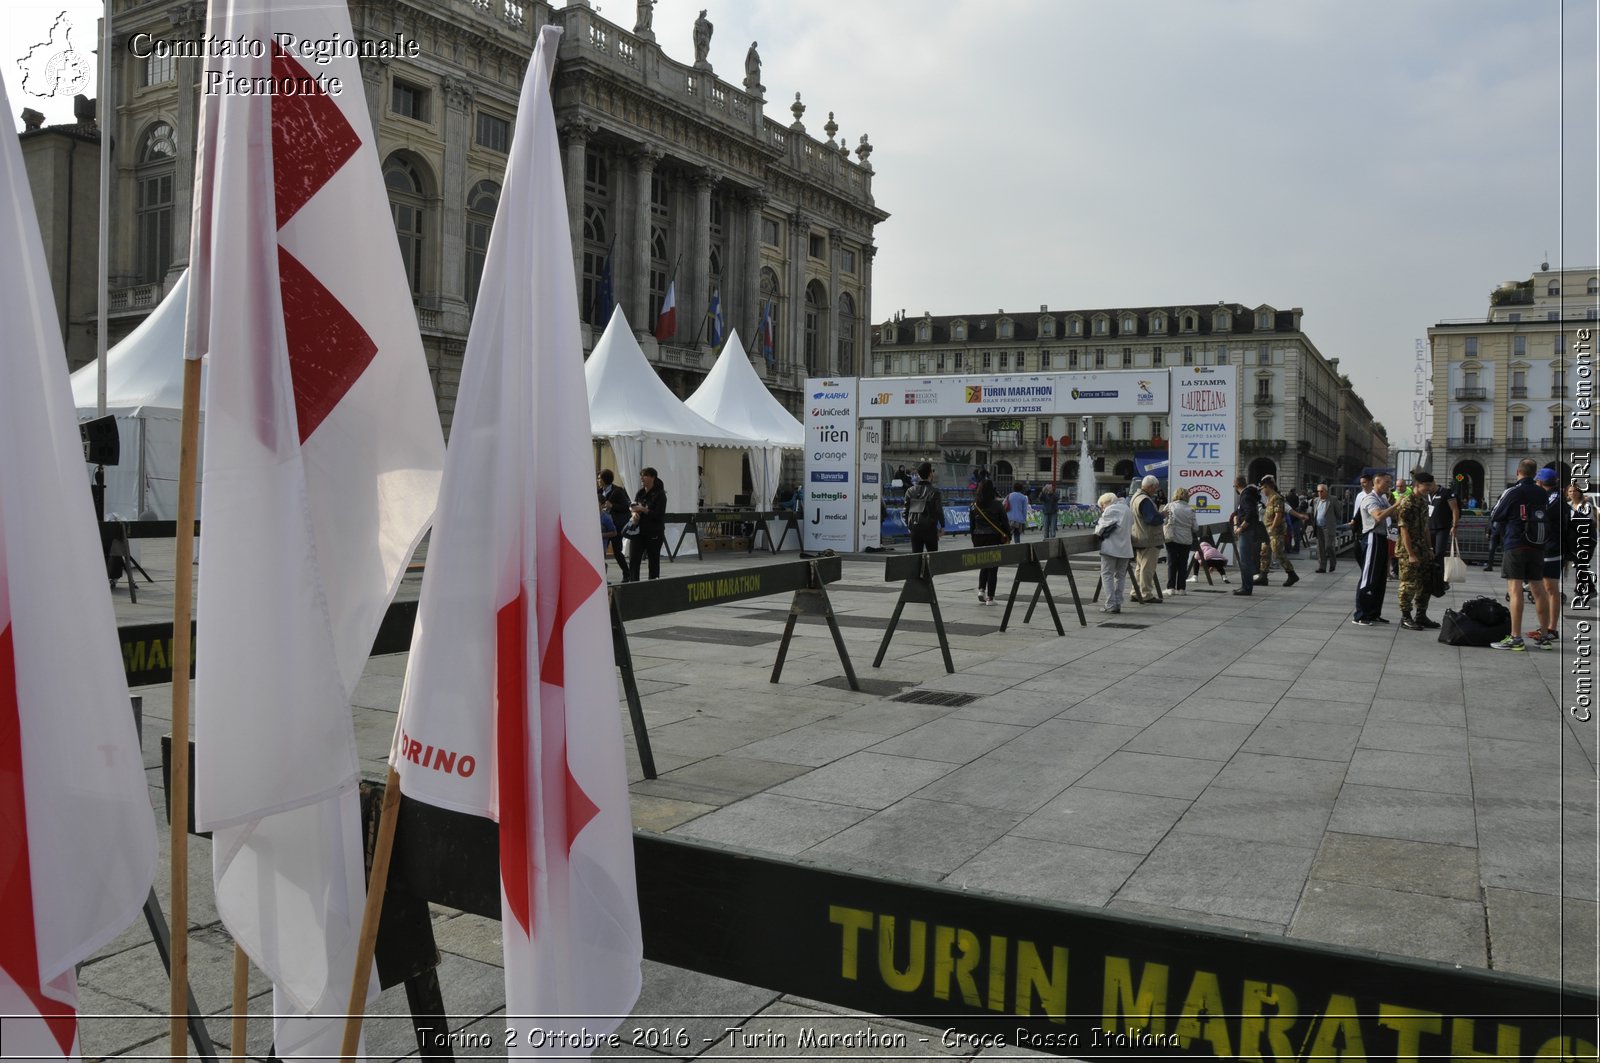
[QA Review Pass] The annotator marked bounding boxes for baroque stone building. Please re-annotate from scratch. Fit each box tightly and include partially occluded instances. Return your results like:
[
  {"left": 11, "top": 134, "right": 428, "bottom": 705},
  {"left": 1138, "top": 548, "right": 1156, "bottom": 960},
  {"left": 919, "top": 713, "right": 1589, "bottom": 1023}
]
[
  {"left": 872, "top": 302, "right": 1388, "bottom": 496},
  {"left": 41, "top": 0, "right": 886, "bottom": 430},
  {"left": 1427, "top": 264, "right": 1598, "bottom": 503}
]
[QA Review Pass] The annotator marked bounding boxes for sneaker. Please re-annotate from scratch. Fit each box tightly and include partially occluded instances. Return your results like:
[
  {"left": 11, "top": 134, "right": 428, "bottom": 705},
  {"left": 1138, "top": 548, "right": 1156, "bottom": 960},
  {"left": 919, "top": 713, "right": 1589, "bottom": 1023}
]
[
  {"left": 1106, "top": 605, "right": 1121, "bottom": 614},
  {"left": 1532, "top": 632, "right": 1557, "bottom": 649},
  {"left": 1525, "top": 628, "right": 1546, "bottom": 642},
  {"left": 1489, "top": 635, "right": 1526, "bottom": 651},
  {"left": 1350, "top": 617, "right": 1373, "bottom": 626}
]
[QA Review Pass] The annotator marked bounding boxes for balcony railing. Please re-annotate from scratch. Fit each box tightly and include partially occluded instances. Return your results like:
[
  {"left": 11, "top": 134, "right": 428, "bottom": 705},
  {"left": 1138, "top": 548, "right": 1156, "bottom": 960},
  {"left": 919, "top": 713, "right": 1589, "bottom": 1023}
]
[
  {"left": 108, "top": 283, "right": 163, "bottom": 315},
  {"left": 1540, "top": 437, "right": 1563, "bottom": 450},
  {"left": 1455, "top": 387, "right": 1487, "bottom": 400},
  {"left": 1508, "top": 436, "right": 1529, "bottom": 449},
  {"left": 1447, "top": 437, "right": 1493, "bottom": 450},
  {"left": 1510, "top": 386, "right": 1528, "bottom": 399},
  {"left": 1253, "top": 394, "right": 1274, "bottom": 406}
]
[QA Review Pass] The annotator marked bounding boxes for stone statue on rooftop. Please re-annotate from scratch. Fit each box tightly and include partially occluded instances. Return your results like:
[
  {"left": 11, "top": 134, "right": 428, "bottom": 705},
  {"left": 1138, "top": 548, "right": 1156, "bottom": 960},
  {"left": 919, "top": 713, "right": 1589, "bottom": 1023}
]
[
  {"left": 744, "top": 40, "right": 762, "bottom": 94},
  {"left": 693, "top": 9, "right": 713, "bottom": 68},
  {"left": 634, "top": 0, "right": 654, "bottom": 35}
]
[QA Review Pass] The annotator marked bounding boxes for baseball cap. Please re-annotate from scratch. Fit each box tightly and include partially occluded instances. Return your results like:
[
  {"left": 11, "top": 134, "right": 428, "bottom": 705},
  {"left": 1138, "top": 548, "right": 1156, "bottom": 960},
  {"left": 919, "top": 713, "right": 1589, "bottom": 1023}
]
[{"left": 1536, "top": 466, "right": 1559, "bottom": 484}]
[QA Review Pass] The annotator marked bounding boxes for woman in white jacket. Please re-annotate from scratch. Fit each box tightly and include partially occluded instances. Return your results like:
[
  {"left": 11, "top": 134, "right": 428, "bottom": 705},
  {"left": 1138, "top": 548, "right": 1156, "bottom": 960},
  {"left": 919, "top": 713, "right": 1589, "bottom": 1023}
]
[
  {"left": 1094, "top": 492, "right": 1134, "bottom": 613},
  {"left": 1162, "top": 488, "right": 1198, "bottom": 595}
]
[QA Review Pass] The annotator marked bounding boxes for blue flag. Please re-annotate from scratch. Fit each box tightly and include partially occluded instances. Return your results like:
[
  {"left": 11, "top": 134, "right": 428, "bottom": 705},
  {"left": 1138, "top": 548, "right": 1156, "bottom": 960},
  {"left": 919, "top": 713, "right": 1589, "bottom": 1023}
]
[
  {"left": 708, "top": 289, "right": 724, "bottom": 347},
  {"left": 592, "top": 248, "right": 614, "bottom": 324},
  {"left": 757, "top": 299, "right": 775, "bottom": 367}
]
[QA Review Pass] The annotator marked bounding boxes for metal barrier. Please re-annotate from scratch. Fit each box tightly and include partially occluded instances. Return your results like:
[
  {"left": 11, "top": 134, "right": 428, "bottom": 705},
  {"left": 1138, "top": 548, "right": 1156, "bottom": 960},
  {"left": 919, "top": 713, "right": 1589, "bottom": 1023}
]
[
  {"left": 663, "top": 509, "right": 802, "bottom": 558},
  {"left": 157, "top": 762, "right": 1600, "bottom": 1062},
  {"left": 609, "top": 556, "right": 856, "bottom": 778},
  {"left": 873, "top": 534, "right": 1096, "bottom": 673}
]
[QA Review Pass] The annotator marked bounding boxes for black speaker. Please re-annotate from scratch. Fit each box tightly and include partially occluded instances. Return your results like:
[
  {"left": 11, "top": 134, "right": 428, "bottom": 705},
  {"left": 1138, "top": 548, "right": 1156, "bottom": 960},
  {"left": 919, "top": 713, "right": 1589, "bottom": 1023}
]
[{"left": 80, "top": 414, "right": 120, "bottom": 466}]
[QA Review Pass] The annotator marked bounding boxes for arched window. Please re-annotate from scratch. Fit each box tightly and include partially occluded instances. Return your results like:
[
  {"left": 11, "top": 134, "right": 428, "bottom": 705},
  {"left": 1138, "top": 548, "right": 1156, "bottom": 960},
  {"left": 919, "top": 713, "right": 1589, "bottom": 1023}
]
[
  {"left": 804, "top": 280, "right": 828, "bottom": 374},
  {"left": 136, "top": 123, "right": 177, "bottom": 283},
  {"left": 465, "top": 180, "right": 499, "bottom": 310},
  {"left": 648, "top": 171, "right": 670, "bottom": 325},
  {"left": 383, "top": 156, "right": 427, "bottom": 296},
  {"left": 759, "top": 266, "right": 782, "bottom": 363},
  {"left": 836, "top": 292, "right": 856, "bottom": 376},
  {"left": 580, "top": 152, "right": 611, "bottom": 325}
]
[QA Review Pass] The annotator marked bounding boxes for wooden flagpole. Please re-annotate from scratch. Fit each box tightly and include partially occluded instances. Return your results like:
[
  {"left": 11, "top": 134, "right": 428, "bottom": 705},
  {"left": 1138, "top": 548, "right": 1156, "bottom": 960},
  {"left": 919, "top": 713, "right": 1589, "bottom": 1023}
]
[
  {"left": 169, "top": 355, "right": 202, "bottom": 1062},
  {"left": 339, "top": 764, "right": 404, "bottom": 1062},
  {"left": 230, "top": 945, "right": 249, "bottom": 1059}
]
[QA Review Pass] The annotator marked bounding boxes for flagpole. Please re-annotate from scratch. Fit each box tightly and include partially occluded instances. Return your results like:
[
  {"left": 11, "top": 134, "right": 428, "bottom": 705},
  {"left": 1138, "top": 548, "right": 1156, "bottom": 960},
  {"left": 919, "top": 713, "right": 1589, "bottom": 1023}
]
[
  {"left": 96, "top": 0, "right": 111, "bottom": 419},
  {"left": 169, "top": 355, "right": 201, "bottom": 1063},
  {"left": 690, "top": 286, "right": 715, "bottom": 348},
  {"left": 339, "top": 764, "right": 403, "bottom": 1062},
  {"left": 230, "top": 946, "right": 248, "bottom": 1060}
]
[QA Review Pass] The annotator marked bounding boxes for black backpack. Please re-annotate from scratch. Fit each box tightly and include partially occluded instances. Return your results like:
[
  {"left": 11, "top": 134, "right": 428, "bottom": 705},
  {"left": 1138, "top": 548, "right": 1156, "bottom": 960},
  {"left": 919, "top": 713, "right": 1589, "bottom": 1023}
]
[
  {"left": 1521, "top": 497, "right": 1551, "bottom": 548},
  {"left": 904, "top": 483, "right": 939, "bottom": 534}
]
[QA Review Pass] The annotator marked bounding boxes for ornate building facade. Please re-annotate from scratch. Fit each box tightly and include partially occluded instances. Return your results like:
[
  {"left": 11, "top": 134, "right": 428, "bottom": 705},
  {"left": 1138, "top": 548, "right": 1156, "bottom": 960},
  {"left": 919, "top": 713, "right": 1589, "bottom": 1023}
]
[
  {"left": 1428, "top": 264, "right": 1598, "bottom": 502},
  {"left": 872, "top": 302, "right": 1388, "bottom": 496},
  {"left": 38, "top": 0, "right": 886, "bottom": 431}
]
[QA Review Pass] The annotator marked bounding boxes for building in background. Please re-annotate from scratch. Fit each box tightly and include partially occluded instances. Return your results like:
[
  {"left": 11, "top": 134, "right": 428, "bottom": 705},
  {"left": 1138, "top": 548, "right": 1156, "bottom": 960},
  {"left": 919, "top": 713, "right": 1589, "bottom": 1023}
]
[
  {"left": 872, "top": 302, "right": 1387, "bottom": 497},
  {"left": 26, "top": 0, "right": 886, "bottom": 432},
  {"left": 17, "top": 100, "right": 101, "bottom": 370},
  {"left": 1428, "top": 263, "right": 1598, "bottom": 503}
]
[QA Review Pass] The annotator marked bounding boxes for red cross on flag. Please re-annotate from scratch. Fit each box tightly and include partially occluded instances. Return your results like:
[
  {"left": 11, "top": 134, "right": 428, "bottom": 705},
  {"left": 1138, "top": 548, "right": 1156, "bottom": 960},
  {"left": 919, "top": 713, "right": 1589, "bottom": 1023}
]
[
  {"left": 392, "top": 25, "right": 642, "bottom": 1052},
  {"left": 0, "top": 70, "right": 156, "bottom": 1058},
  {"left": 187, "top": 0, "right": 444, "bottom": 1055}
]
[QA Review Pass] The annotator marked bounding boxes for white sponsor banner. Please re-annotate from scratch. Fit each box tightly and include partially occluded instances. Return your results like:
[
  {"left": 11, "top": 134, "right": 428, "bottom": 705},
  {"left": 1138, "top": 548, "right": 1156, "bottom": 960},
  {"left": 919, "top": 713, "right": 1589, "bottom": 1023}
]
[
  {"left": 857, "top": 419, "right": 882, "bottom": 550},
  {"left": 1167, "top": 365, "right": 1237, "bottom": 519},
  {"left": 859, "top": 371, "right": 1168, "bottom": 418},
  {"left": 803, "top": 377, "right": 858, "bottom": 551}
]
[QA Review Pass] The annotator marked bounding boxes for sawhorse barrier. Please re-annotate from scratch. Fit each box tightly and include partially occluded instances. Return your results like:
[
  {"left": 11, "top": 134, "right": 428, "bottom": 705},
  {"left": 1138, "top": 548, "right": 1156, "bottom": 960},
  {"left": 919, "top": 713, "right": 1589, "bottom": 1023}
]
[
  {"left": 609, "top": 555, "right": 857, "bottom": 779},
  {"left": 664, "top": 509, "right": 801, "bottom": 558},
  {"left": 157, "top": 756, "right": 1599, "bottom": 1062},
  {"left": 873, "top": 533, "right": 1096, "bottom": 674}
]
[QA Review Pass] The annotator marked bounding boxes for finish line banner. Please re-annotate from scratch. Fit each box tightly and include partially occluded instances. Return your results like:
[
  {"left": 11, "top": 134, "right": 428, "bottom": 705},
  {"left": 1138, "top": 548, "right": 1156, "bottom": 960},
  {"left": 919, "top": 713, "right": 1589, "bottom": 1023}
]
[{"left": 861, "top": 371, "right": 1168, "bottom": 418}]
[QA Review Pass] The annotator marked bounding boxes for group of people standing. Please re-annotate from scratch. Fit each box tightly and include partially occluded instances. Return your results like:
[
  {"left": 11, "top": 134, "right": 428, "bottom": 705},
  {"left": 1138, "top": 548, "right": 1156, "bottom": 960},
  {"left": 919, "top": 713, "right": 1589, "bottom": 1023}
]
[
  {"left": 597, "top": 467, "right": 667, "bottom": 582},
  {"left": 1092, "top": 475, "right": 1201, "bottom": 613}
]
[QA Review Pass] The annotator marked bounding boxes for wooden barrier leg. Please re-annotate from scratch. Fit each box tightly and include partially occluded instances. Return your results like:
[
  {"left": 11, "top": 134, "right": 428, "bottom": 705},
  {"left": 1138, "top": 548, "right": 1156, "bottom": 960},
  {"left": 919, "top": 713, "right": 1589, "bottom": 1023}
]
[
  {"left": 871, "top": 590, "right": 911, "bottom": 668},
  {"left": 1037, "top": 577, "right": 1066, "bottom": 635},
  {"left": 1061, "top": 559, "right": 1089, "bottom": 627},
  {"left": 609, "top": 595, "right": 658, "bottom": 780},
  {"left": 925, "top": 585, "right": 955, "bottom": 675},
  {"left": 405, "top": 971, "right": 455, "bottom": 1063},
  {"left": 998, "top": 568, "right": 1023, "bottom": 632}
]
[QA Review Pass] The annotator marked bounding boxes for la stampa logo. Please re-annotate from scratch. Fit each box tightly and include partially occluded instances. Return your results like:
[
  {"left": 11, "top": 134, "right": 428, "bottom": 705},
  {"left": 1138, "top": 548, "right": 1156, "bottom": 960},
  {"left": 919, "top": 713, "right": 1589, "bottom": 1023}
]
[{"left": 18, "top": 12, "right": 91, "bottom": 99}]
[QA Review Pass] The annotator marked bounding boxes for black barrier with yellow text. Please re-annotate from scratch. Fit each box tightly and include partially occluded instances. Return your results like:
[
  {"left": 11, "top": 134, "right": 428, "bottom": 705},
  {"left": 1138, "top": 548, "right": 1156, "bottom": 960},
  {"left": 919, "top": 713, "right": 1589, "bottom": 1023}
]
[{"left": 256, "top": 782, "right": 1598, "bottom": 1063}]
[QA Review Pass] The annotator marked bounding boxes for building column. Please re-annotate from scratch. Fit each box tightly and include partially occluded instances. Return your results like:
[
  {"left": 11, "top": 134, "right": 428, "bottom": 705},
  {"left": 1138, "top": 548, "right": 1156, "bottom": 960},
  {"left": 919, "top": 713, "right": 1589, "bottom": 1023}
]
[
  {"left": 359, "top": 58, "right": 385, "bottom": 145},
  {"left": 862, "top": 243, "right": 878, "bottom": 373},
  {"left": 560, "top": 120, "right": 592, "bottom": 292},
  {"left": 689, "top": 169, "right": 715, "bottom": 346},
  {"left": 789, "top": 211, "right": 810, "bottom": 374},
  {"left": 630, "top": 147, "right": 661, "bottom": 331},
  {"left": 827, "top": 226, "right": 843, "bottom": 374},
  {"left": 743, "top": 190, "right": 768, "bottom": 353},
  {"left": 439, "top": 76, "right": 474, "bottom": 319},
  {"left": 167, "top": 4, "right": 204, "bottom": 276}
]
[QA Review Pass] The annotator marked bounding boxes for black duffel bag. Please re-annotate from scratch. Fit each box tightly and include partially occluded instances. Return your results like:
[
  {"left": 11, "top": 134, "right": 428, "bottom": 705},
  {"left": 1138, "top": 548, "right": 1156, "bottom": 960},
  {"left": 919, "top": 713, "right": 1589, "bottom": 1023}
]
[{"left": 1439, "top": 596, "right": 1511, "bottom": 646}]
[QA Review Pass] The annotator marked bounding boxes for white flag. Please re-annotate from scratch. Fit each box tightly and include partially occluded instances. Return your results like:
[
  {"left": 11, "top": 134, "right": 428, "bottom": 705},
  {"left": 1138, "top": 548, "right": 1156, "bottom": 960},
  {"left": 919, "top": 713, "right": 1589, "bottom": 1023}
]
[
  {"left": 392, "top": 24, "right": 642, "bottom": 1054},
  {"left": 0, "top": 70, "right": 155, "bottom": 1059},
  {"left": 188, "top": 0, "right": 444, "bottom": 1055}
]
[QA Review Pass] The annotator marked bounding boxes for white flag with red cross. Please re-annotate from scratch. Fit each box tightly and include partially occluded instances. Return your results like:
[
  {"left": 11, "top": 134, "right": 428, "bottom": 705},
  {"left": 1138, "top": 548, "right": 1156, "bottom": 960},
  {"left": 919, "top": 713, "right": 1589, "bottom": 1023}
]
[
  {"left": 391, "top": 24, "right": 642, "bottom": 1053},
  {"left": 188, "top": 0, "right": 444, "bottom": 1055},
  {"left": 0, "top": 69, "right": 156, "bottom": 1059}
]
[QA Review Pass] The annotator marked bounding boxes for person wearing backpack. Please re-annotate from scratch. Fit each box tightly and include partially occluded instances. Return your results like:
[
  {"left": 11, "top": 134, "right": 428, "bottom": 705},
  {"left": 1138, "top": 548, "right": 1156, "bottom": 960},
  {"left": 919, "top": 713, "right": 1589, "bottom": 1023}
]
[
  {"left": 1525, "top": 466, "right": 1567, "bottom": 647},
  {"left": 902, "top": 461, "right": 946, "bottom": 554},
  {"left": 969, "top": 479, "right": 1012, "bottom": 605},
  {"left": 1487, "top": 459, "right": 1555, "bottom": 650}
]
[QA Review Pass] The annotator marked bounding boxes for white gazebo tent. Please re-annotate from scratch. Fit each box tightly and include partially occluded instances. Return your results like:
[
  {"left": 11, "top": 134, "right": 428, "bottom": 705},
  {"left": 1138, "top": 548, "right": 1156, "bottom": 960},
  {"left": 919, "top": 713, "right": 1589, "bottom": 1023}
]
[
  {"left": 585, "top": 307, "right": 750, "bottom": 552},
  {"left": 69, "top": 272, "right": 197, "bottom": 519},
  {"left": 685, "top": 328, "right": 802, "bottom": 511}
]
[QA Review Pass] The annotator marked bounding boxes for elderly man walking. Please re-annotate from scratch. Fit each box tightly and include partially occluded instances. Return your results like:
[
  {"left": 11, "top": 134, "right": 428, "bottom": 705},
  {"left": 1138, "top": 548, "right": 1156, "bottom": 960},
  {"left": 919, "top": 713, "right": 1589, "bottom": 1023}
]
[
  {"left": 1312, "top": 483, "right": 1339, "bottom": 572},
  {"left": 1129, "top": 475, "right": 1166, "bottom": 603}
]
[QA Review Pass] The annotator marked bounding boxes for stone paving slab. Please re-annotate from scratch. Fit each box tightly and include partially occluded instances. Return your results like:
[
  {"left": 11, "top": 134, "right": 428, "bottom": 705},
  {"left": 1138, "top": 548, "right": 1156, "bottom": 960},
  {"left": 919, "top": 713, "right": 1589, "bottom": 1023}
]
[{"left": 80, "top": 541, "right": 1597, "bottom": 1058}]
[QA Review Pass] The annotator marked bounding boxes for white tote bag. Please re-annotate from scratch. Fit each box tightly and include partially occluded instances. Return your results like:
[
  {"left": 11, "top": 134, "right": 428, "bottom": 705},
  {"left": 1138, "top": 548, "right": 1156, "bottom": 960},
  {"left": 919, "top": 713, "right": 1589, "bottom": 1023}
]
[{"left": 1442, "top": 534, "right": 1469, "bottom": 584}]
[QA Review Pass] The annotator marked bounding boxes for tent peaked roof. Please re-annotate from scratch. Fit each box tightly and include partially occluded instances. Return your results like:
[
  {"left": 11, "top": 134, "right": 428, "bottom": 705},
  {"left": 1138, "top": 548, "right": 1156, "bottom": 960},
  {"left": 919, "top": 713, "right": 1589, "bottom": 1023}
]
[
  {"left": 684, "top": 330, "right": 802, "bottom": 448},
  {"left": 585, "top": 306, "right": 746, "bottom": 446},
  {"left": 71, "top": 271, "right": 193, "bottom": 414}
]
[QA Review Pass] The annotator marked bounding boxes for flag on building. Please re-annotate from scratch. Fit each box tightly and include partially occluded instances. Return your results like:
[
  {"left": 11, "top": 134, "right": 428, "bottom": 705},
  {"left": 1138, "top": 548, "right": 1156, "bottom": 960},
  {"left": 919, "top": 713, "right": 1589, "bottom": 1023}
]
[
  {"left": 655, "top": 279, "right": 677, "bottom": 341},
  {"left": 186, "top": 0, "right": 444, "bottom": 1055},
  {"left": 757, "top": 299, "right": 776, "bottom": 368},
  {"left": 708, "top": 288, "right": 724, "bottom": 348},
  {"left": 0, "top": 69, "right": 155, "bottom": 1059},
  {"left": 592, "top": 243, "right": 615, "bottom": 326},
  {"left": 391, "top": 25, "right": 642, "bottom": 1054}
]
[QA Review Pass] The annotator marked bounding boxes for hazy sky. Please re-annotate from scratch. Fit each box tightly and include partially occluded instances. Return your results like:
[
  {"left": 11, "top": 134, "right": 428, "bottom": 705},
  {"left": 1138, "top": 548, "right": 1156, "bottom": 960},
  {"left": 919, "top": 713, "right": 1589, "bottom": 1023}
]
[{"left": 6, "top": 1, "right": 1596, "bottom": 451}]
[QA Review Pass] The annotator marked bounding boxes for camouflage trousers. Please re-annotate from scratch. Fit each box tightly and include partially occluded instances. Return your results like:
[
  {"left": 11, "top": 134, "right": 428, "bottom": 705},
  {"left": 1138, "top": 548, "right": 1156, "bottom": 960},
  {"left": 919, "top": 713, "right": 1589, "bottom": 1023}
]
[
  {"left": 1398, "top": 554, "right": 1435, "bottom": 615},
  {"left": 1259, "top": 532, "right": 1296, "bottom": 576}
]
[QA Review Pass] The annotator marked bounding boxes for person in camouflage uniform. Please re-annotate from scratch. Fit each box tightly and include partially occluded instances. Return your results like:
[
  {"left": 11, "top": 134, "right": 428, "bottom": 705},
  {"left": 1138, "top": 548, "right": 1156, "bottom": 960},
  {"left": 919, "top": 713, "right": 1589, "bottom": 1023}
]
[
  {"left": 1256, "top": 476, "right": 1299, "bottom": 587},
  {"left": 1395, "top": 471, "right": 1440, "bottom": 630}
]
